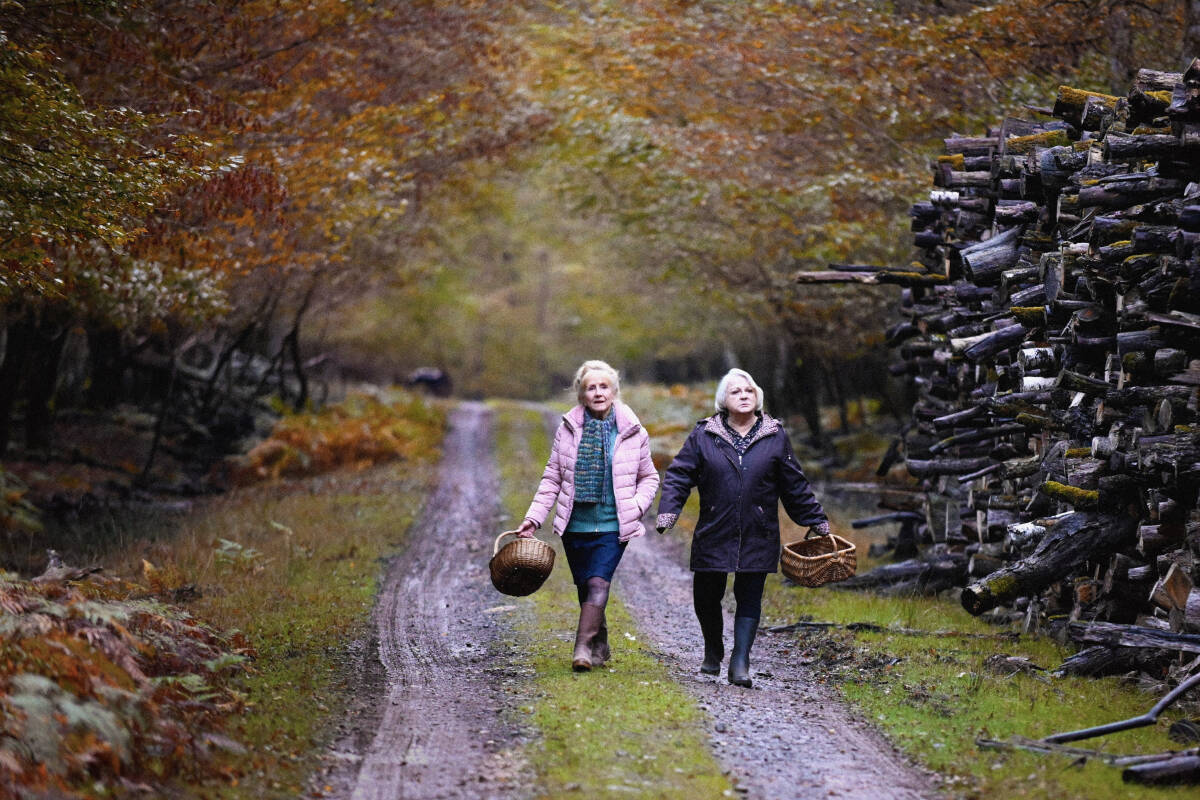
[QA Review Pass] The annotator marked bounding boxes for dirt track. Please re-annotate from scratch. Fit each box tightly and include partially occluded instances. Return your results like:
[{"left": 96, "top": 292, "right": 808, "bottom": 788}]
[
  {"left": 619, "top": 534, "right": 939, "bottom": 799},
  {"left": 317, "top": 402, "right": 530, "bottom": 800},
  {"left": 318, "top": 402, "right": 939, "bottom": 799}
]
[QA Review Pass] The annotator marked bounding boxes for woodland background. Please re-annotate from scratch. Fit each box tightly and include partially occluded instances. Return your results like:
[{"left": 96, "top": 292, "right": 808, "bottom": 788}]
[{"left": 3, "top": 0, "right": 1200, "bottom": 467}]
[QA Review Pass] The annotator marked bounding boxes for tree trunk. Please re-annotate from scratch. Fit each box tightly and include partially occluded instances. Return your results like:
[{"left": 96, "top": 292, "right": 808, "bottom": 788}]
[
  {"left": 794, "top": 355, "right": 825, "bottom": 447},
  {"left": 23, "top": 323, "right": 68, "bottom": 451},
  {"left": 771, "top": 334, "right": 792, "bottom": 419},
  {"left": 1184, "top": 3, "right": 1200, "bottom": 69},
  {"left": 86, "top": 327, "right": 125, "bottom": 409},
  {"left": 0, "top": 318, "right": 34, "bottom": 454},
  {"left": 825, "top": 360, "right": 851, "bottom": 432}
]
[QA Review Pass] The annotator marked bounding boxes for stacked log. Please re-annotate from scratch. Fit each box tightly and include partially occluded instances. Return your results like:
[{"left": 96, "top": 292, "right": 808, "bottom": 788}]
[{"left": 815, "top": 61, "right": 1200, "bottom": 649}]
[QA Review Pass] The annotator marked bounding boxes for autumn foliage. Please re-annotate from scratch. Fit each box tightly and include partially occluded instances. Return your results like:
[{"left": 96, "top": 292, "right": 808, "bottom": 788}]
[
  {"left": 0, "top": 572, "right": 252, "bottom": 798},
  {"left": 230, "top": 391, "right": 445, "bottom": 484}
]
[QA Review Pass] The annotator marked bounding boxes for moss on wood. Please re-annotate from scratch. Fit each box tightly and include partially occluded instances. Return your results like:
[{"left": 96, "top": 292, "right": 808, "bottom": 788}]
[
  {"left": 1010, "top": 306, "right": 1047, "bottom": 327},
  {"left": 1055, "top": 86, "right": 1120, "bottom": 111},
  {"left": 1006, "top": 129, "right": 1071, "bottom": 154},
  {"left": 1041, "top": 480, "right": 1099, "bottom": 509}
]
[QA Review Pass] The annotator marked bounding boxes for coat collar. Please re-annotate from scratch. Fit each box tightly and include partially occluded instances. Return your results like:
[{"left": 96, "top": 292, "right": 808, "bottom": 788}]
[
  {"left": 564, "top": 401, "right": 641, "bottom": 437},
  {"left": 703, "top": 412, "right": 780, "bottom": 450}
]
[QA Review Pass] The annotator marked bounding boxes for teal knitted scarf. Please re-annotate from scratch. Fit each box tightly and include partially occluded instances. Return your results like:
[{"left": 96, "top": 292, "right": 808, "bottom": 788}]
[{"left": 574, "top": 413, "right": 615, "bottom": 503}]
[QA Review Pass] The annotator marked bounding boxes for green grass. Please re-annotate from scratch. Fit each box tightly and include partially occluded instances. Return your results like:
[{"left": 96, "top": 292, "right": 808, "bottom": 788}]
[
  {"left": 148, "top": 469, "right": 436, "bottom": 797},
  {"left": 490, "top": 400, "right": 732, "bottom": 799},
  {"left": 761, "top": 585, "right": 1197, "bottom": 799},
  {"left": 93, "top": 402, "right": 446, "bottom": 797}
]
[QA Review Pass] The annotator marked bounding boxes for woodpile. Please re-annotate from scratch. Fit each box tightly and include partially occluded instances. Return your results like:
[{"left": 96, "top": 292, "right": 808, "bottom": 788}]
[{"left": 810, "top": 61, "right": 1200, "bottom": 670}]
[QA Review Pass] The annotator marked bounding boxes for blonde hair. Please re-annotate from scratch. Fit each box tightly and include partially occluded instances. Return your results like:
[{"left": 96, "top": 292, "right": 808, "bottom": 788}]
[
  {"left": 573, "top": 359, "right": 621, "bottom": 404},
  {"left": 715, "top": 368, "right": 764, "bottom": 413}
]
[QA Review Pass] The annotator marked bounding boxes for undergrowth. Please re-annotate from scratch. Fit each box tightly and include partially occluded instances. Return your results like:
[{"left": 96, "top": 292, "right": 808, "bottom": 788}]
[
  {"left": 0, "top": 573, "right": 250, "bottom": 798},
  {"left": 230, "top": 390, "right": 443, "bottom": 484},
  {"left": 0, "top": 390, "right": 445, "bottom": 798},
  {"left": 490, "top": 401, "right": 732, "bottom": 799}
]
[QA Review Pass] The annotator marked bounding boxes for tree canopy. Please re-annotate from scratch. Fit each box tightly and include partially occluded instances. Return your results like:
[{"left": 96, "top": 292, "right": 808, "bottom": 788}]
[{"left": 1, "top": 0, "right": 1195, "bottom": 416}]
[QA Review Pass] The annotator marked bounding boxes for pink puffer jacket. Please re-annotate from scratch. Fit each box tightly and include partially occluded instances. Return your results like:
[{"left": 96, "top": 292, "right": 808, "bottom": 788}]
[{"left": 523, "top": 401, "right": 660, "bottom": 542}]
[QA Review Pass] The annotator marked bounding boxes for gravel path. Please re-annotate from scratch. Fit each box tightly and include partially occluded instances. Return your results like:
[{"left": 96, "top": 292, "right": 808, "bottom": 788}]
[
  {"left": 319, "top": 402, "right": 939, "bottom": 800},
  {"left": 618, "top": 513, "right": 940, "bottom": 799},
  {"left": 318, "top": 402, "right": 530, "bottom": 800}
]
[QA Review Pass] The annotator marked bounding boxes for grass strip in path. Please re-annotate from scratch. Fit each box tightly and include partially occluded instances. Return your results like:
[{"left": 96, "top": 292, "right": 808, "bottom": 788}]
[
  {"left": 762, "top": 584, "right": 1196, "bottom": 800},
  {"left": 491, "top": 401, "right": 732, "bottom": 799}
]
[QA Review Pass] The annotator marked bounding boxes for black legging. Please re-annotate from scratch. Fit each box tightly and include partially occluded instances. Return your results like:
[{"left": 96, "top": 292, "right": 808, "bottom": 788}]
[{"left": 693, "top": 571, "right": 767, "bottom": 621}]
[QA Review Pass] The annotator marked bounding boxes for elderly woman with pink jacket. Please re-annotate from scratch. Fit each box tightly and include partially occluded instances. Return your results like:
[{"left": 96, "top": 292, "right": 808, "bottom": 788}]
[{"left": 516, "top": 360, "right": 660, "bottom": 671}]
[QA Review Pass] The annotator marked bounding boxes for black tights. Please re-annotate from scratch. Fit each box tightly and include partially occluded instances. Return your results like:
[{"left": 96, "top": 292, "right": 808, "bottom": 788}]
[
  {"left": 693, "top": 571, "right": 767, "bottom": 622},
  {"left": 576, "top": 576, "right": 611, "bottom": 608}
]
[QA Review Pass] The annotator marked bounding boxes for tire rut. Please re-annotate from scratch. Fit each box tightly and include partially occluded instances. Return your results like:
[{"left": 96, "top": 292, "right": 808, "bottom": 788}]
[{"left": 326, "top": 402, "right": 530, "bottom": 800}]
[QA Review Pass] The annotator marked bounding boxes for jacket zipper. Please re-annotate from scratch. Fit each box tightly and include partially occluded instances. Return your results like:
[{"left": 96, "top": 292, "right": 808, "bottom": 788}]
[{"left": 717, "top": 443, "right": 745, "bottom": 571}]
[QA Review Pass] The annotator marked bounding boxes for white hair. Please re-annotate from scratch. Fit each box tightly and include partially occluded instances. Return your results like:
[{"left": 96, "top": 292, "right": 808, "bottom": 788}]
[
  {"left": 715, "top": 368, "right": 764, "bottom": 413},
  {"left": 573, "top": 359, "right": 621, "bottom": 404}
]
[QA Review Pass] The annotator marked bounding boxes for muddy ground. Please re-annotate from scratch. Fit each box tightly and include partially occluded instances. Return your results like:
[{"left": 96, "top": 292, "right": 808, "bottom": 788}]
[{"left": 314, "top": 403, "right": 940, "bottom": 799}]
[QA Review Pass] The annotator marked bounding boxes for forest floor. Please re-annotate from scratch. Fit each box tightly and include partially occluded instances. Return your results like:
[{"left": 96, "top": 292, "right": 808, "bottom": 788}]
[{"left": 313, "top": 401, "right": 938, "bottom": 799}]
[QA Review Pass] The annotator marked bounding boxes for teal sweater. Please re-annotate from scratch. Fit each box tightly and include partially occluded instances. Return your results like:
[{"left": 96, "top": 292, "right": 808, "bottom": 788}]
[{"left": 565, "top": 420, "right": 619, "bottom": 533}]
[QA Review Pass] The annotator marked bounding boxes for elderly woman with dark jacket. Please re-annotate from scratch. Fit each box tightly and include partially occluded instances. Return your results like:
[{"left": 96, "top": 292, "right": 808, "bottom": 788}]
[
  {"left": 655, "top": 368, "right": 829, "bottom": 687},
  {"left": 516, "top": 360, "right": 660, "bottom": 672}
]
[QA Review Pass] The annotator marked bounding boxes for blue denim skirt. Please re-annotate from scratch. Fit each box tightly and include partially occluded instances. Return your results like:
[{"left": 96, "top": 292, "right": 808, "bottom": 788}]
[{"left": 562, "top": 530, "right": 627, "bottom": 584}]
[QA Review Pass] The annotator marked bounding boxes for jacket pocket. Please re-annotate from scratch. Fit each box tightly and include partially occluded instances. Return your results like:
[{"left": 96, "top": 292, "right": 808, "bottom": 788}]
[{"left": 752, "top": 504, "right": 778, "bottom": 535}]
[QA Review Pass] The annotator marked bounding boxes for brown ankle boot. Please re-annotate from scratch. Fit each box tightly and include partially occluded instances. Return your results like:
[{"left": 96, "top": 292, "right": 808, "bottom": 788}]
[
  {"left": 590, "top": 610, "right": 611, "bottom": 667},
  {"left": 572, "top": 603, "right": 605, "bottom": 672}
]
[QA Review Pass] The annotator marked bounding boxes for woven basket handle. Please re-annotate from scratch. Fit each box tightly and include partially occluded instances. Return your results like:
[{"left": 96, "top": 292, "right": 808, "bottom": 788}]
[{"left": 493, "top": 530, "right": 523, "bottom": 556}]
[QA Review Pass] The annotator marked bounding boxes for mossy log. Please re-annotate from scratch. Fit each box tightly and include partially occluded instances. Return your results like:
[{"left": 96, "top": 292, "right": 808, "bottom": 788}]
[
  {"left": 1005, "top": 128, "right": 1071, "bottom": 154},
  {"left": 961, "top": 513, "right": 1138, "bottom": 615},
  {"left": 1105, "top": 385, "right": 1196, "bottom": 409},
  {"left": 1054, "top": 369, "right": 1111, "bottom": 395},
  {"left": 1010, "top": 306, "right": 1047, "bottom": 327},
  {"left": 1053, "top": 86, "right": 1119, "bottom": 128},
  {"left": 1039, "top": 480, "right": 1100, "bottom": 510},
  {"left": 1078, "top": 177, "right": 1188, "bottom": 208}
]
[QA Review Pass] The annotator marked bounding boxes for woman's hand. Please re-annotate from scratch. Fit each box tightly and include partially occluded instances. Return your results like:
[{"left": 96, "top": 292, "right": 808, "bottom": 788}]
[
  {"left": 516, "top": 519, "right": 538, "bottom": 538},
  {"left": 807, "top": 521, "right": 831, "bottom": 538}
]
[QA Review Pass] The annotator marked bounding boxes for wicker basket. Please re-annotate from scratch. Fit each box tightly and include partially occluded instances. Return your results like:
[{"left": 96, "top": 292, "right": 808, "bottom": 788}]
[
  {"left": 780, "top": 533, "right": 857, "bottom": 587},
  {"left": 489, "top": 530, "right": 555, "bottom": 596}
]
